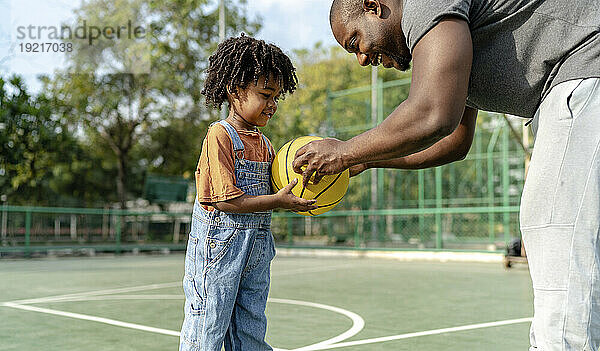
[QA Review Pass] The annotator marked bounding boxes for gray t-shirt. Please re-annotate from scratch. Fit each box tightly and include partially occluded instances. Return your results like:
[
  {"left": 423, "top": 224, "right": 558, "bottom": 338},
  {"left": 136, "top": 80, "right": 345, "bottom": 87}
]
[{"left": 402, "top": 0, "right": 600, "bottom": 117}]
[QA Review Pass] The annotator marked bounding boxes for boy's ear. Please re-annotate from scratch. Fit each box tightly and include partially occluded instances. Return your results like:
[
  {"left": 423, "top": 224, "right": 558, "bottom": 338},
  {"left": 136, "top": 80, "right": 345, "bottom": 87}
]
[
  {"left": 226, "top": 85, "right": 237, "bottom": 97},
  {"left": 363, "top": 0, "right": 383, "bottom": 17}
]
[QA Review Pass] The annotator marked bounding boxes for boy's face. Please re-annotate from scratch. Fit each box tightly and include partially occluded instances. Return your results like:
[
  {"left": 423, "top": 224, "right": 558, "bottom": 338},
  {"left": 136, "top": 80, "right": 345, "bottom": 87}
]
[{"left": 229, "top": 75, "right": 282, "bottom": 129}]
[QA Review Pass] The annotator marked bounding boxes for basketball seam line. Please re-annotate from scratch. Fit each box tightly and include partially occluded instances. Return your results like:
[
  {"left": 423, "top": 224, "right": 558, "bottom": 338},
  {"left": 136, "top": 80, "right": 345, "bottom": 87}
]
[
  {"left": 313, "top": 172, "right": 344, "bottom": 200},
  {"left": 271, "top": 172, "right": 281, "bottom": 192},
  {"left": 307, "top": 197, "right": 344, "bottom": 217},
  {"left": 317, "top": 197, "right": 344, "bottom": 208},
  {"left": 285, "top": 137, "right": 299, "bottom": 186}
]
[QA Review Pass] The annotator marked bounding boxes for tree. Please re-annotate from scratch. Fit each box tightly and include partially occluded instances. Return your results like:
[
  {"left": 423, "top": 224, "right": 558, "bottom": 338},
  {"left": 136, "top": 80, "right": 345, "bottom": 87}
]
[
  {"left": 139, "top": 115, "right": 210, "bottom": 179},
  {"left": 138, "top": 0, "right": 261, "bottom": 181},
  {"left": 149, "top": 0, "right": 260, "bottom": 117},
  {"left": 45, "top": 0, "right": 260, "bottom": 208},
  {"left": 0, "top": 75, "right": 92, "bottom": 205}
]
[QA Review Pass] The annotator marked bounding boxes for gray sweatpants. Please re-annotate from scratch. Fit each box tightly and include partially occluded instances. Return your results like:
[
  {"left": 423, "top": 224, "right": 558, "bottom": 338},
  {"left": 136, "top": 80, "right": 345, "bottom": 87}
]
[{"left": 521, "top": 77, "right": 600, "bottom": 350}]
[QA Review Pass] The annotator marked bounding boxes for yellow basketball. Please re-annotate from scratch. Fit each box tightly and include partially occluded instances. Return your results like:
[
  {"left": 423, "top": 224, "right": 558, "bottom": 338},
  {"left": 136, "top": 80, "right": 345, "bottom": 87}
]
[{"left": 271, "top": 136, "right": 349, "bottom": 216}]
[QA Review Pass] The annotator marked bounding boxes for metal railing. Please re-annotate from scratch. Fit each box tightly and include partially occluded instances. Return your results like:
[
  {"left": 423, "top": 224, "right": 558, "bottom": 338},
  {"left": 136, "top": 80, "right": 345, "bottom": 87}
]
[{"left": 1, "top": 203, "right": 519, "bottom": 256}]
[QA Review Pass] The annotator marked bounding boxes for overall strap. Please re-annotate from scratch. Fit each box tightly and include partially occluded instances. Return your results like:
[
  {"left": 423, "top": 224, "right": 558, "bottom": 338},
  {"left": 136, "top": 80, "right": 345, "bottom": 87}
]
[
  {"left": 218, "top": 120, "right": 245, "bottom": 153},
  {"left": 262, "top": 134, "right": 274, "bottom": 161}
]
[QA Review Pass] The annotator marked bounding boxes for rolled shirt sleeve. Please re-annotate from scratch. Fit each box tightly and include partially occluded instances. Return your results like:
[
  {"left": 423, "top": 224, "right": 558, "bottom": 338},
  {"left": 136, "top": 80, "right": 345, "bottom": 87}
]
[
  {"left": 195, "top": 124, "right": 244, "bottom": 205},
  {"left": 401, "top": 0, "right": 471, "bottom": 53}
]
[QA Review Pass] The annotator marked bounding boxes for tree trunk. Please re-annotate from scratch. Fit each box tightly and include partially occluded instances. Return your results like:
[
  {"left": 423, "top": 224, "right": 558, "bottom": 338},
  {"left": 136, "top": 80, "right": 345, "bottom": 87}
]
[{"left": 116, "top": 150, "right": 128, "bottom": 210}]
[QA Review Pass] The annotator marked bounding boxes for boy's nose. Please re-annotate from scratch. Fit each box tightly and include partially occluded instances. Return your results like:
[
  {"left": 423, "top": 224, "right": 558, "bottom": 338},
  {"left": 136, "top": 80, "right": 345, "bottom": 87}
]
[{"left": 356, "top": 52, "right": 370, "bottom": 66}]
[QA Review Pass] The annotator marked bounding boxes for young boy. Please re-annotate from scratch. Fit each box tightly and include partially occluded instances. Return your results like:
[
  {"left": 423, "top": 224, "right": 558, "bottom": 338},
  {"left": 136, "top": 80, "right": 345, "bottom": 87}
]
[{"left": 179, "top": 34, "right": 316, "bottom": 351}]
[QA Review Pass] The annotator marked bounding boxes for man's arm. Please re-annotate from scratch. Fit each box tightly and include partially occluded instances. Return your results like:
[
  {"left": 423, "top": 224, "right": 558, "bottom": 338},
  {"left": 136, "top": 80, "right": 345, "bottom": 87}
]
[
  {"left": 354, "top": 106, "right": 477, "bottom": 173},
  {"left": 293, "top": 18, "right": 473, "bottom": 186}
]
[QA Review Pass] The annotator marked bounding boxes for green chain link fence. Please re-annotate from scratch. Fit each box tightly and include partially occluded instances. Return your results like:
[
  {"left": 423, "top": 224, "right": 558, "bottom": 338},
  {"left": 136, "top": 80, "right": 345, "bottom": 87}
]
[{"left": 1, "top": 78, "right": 530, "bottom": 256}]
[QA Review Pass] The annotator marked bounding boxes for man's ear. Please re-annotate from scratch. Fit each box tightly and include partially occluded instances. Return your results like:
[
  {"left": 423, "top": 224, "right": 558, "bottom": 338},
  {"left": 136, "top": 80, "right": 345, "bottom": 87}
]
[{"left": 363, "top": 0, "right": 383, "bottom": 17}]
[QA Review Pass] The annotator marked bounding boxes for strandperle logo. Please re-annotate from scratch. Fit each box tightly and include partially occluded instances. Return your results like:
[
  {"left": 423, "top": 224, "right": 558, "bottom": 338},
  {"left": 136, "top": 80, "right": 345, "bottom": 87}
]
[
  {"left": 15, "top": 20, "right": 147, "bottom": 46},
  {"left": 1, "top": 0, "right": 151, "bottom": 75}
]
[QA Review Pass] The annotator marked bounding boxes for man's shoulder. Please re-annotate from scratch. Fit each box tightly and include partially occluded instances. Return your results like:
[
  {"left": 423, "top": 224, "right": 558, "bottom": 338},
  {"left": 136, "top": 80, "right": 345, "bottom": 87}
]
[{"left": 401, "top": 0, "right": 471, "bottom": 52}]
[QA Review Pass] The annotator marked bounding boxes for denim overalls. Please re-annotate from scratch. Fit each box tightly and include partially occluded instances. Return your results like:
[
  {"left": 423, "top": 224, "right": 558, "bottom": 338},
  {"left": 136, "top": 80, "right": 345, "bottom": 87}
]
[{"left": 180, "top": 120, "right": 276, "bottom": 351}]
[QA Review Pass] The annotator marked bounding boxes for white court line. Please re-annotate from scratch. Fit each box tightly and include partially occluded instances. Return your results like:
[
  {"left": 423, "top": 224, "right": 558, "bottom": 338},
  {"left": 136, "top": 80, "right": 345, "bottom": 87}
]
[
  {"left": 2, "top": 295, "right": 532, "bottom": 350},
  {"left": 40, "top": 294, "right": 183, "bottom": 302},
  {"left": 4, "top": 295, "right": 364, "bottom": 350},
  {"left": 7, "top": 282, "right": 181, "bottom": 305},
  {"left": 287, "top": 317, "right": 534, "bottom": 350},
  {"left": 4, "top": 264, "right": 358, "bottom": 306},
  {"left": 3, "top": 302, "right": 181, "bottom": 337},
  {"left": 9, "top": 295, "right": 365, "bottom": 351},
  {"left": 1, "top": 264, "right": 531, "bottom": 350},
  {"left": 0, "top": 264, "right": 359, "bottom": 351},
  {"left": 269, "top": 298, "right": 365, "bottom": 350},
  {"left": 1, "top": 300, "right": 290, "bottom": 351}
]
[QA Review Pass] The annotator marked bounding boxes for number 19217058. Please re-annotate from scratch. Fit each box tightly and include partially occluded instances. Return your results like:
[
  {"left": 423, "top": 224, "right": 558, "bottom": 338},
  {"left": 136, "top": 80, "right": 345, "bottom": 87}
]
[{"left": 19, "top": 42, "right": 73, "bottom": 53}]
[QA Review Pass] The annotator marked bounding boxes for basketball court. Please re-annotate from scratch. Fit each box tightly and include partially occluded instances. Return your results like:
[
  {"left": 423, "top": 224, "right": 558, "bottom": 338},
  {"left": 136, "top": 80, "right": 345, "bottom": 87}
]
[{"left": 1, "top": 254, "right": 533, "bottom": 350}]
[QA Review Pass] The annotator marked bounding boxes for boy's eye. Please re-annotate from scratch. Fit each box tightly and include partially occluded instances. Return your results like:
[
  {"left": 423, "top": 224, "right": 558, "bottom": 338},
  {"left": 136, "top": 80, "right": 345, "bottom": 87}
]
[{"left": 349, "top": 36, "right": 357, "bottom": 51}]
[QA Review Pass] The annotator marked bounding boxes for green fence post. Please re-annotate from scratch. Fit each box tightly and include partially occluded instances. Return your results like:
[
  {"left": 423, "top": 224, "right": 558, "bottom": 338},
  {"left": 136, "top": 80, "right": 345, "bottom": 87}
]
[
  {"left": 354, "top": 215, "right": 360, "bottom": 248},
  {"left": 435, "top": 167, "right": 443, "bottom": 249},
  {"left": 115, "top": 211, "right": 121, "bottom": 254},
  {"left": 418, "top": 170, "right": 425, "bottom": 245},
  {"left": 287, "top": 217, "right": 293, "bottom": 246},
  {"left": 377, "top": 78, "right": 385, "bottom": 241},
  {"left": 502, "top": 118, "right": 511, "bottom": 245},
  {"left": 25, "top": 210, "right": 31, "bottom": 257},
  {"left": 487, "top": 126, "right": 501, "bottom": 243},
  {"left": 476, "top": 113, "right": 483, "bottom": 189},
  {"left": 377, "top": 78, "right": 384, "bottom": 124},
  {"left": 326, "top": 91, "right": 333, "bottom": 134}
]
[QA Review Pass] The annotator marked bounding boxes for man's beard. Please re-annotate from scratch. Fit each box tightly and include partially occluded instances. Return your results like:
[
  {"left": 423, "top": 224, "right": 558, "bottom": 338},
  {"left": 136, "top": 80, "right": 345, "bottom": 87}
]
[{"left": 389, "top": 52, "right": 411, "bottom": 71}]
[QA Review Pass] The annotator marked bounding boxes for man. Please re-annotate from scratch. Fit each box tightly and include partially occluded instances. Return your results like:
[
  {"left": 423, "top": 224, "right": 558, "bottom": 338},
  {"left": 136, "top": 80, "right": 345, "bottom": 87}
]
[{"left": 292, "top": 0, "right": 600, "bottom": 349}]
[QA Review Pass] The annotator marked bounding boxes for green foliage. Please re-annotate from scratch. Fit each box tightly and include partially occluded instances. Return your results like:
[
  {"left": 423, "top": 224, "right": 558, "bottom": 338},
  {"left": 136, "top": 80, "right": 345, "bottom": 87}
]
[
  {"left": 43, "top": 0, "right": 260, "bottom": 206},
  {"left": 0, "top": 75, "right": 104, "bottom": 206},
  {"left": 149, "top": 0, "right": 260, "bottom": 110},
  {"left": 139, "top": 115, "right": 211, "bottom": 180}
]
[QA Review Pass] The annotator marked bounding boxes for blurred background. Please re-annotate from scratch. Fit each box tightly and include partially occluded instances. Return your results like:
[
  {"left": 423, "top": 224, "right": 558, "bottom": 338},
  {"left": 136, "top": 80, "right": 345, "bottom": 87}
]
[{"left": 0, "top": 0, "right": 531, "bottom": 257}]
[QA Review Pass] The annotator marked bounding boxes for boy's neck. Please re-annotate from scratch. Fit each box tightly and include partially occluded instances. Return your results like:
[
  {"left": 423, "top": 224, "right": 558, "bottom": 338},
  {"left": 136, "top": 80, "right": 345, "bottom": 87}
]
[{"left": 226, "top": 112, "right": 259, "bottom": 132}]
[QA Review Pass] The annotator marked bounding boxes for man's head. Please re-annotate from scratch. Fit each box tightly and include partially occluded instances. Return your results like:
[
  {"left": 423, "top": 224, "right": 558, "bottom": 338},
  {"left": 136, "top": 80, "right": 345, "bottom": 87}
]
[{"left": 330, "top": 0, "right": 411, "bottom": 71}]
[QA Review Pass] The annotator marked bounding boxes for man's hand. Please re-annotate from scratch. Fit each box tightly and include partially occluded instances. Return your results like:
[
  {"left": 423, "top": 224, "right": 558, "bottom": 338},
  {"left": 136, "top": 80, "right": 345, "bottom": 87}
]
[
  {"left": 348, "top": 163, "right": 369, "bottom": 177},
  {"left": 292, "top": 138, "right": 348, "bottom": 187}
]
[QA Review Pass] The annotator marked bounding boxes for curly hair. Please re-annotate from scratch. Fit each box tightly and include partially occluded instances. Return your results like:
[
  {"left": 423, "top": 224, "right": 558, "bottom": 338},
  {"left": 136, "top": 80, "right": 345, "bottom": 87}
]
[{"left": 201, "top": 34, "right": 298, "bottom": 111}]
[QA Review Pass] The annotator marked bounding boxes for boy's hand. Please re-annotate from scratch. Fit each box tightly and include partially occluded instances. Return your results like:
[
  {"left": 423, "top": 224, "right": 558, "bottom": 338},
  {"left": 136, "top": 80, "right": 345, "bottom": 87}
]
[{"left": 275, "top": 179, "right": 318, "bottom": 212}]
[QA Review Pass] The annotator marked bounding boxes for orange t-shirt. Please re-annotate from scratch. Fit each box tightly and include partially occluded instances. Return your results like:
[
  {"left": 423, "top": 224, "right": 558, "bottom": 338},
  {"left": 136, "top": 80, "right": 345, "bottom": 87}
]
[{"left": 195, "top": 123, "right": 274, "bottom": 211}]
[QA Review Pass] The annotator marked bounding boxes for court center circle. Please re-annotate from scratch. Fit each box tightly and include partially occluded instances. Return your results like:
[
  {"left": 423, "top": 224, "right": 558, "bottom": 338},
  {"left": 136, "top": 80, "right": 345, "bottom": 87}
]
[{"left": 268, "top": 298, "right": 365, "bottom": 350}]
